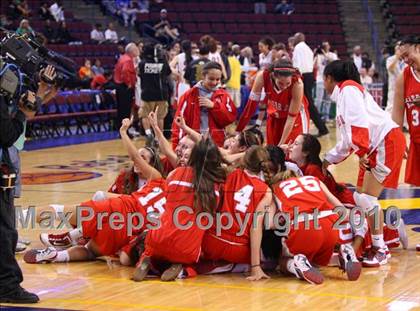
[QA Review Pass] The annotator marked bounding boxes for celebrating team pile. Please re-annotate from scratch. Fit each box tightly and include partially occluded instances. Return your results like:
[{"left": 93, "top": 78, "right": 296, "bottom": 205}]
[{"left": 23, "top": 36, "right": 420, "bottom": 285}]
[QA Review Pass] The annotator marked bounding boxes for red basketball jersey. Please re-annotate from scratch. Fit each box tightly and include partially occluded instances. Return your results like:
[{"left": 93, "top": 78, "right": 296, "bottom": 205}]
[
  {"left": 273, "top": 176, "right": 333, "bottom": 217},
  {"left": 209, "top": 169, "right": 269, "bottom": 244},
  {"left": 146, "top": 166, "right": 221, "bottom": 264},
  {"left": 130, "top": 178, "right": 167, "bottom": 223},
  {"left": 263, "top": 70, "right": 308, "bottom": 118},
  {"left": 404, "top": 66, "right": 420, "bottom": 143}
]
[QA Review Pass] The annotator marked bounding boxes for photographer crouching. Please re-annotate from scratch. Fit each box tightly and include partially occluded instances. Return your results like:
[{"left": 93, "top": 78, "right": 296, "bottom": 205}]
[{"left": 0, "top": 32, "right": 67, "bottom": 304}]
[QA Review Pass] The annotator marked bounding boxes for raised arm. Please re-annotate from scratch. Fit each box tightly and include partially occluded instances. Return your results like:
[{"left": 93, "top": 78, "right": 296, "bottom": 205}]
[
  {"left": 120, "top": 118, "right": 162, "bottom": 180},
  {"left": 148, "top": 110, "right": 178, "bottom": 168}
]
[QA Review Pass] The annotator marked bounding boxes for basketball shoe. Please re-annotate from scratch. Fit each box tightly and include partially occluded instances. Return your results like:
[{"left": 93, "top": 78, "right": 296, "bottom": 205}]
[
  {"left": 24, "top": 247, "right": 58, "bottom": 264},
  {"left": 293, "top": 254, "right": 324, "bottom": 285},
  {"left": 132, "top": 256, "right": 152, "bottom": 282},
  {"left": 161, "top": 264, "right": 184, "bottom": 282},
  {"left": 362, "top": 247, "right": 388, "bottom": 267},
  {"left": 416, "top": 244, "right": 420, "bottom": 251},
  {"left": 338, "top": 244, "right": 362, "bottom": 281}
]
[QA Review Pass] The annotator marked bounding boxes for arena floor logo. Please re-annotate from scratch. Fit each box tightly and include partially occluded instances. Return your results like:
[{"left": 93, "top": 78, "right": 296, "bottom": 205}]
[
  {"left": 22, "top": 171, "right": 103, "bottom": 185},
  {"left": 23, "top": 155, "right": 131, "bottom": 185}
]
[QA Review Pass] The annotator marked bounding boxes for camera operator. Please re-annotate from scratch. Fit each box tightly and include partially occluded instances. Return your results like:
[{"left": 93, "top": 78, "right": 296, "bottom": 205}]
[{"left": 0, "top": 64, "right": 57, "bottom": 304}]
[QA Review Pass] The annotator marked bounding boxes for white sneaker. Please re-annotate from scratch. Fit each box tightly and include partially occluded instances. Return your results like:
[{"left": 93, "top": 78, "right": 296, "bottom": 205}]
[
  {"left": 338, "top": 244, "right": 362, "bottom": 281},
  {"left": 362, "top": 247, "right": 388, "bottom": 267},
  {"left": 293, "top": 254, "right": 324, "bottom": 285},
  {"left": 16, "top": 242, "right": 27, "bottom": 253},
  {"left": 24, "top": 247, "right": 57, "bottom": 264}
]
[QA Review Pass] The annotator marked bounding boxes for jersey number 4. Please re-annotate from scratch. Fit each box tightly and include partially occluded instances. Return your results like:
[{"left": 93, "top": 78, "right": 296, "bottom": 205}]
[
  {"left": 234, "top": 185, "right": 253, "bottom": 213},
  {"left": 279, "top": 176, "right": 321, "bottom": 198}
]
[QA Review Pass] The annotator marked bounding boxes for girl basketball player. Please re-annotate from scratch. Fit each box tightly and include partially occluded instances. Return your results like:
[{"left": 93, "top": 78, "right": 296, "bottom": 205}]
[
  {"left": 24, "top": 119, "right": 166, "bottom": 266},
  {"left": 171, "top": 62, "right": 236, "bottom": 148},
  {"left": 288, "top": 134, "right": 407, "bottom": 255},
  {"left": 133, "top": 138, "right": 226, "bottom": 282},
  {"left": 236, "top": 59, "right": 310, "bottom": 146},
  {"left": 392, "top": 36, "right": 420, "bottom": 187},
  {"left": 271, "top": 170, "right": 361, "bottom": 284},
  {"left": 322, "top": 60, "right": 405, "bottom": 267},
  {"left": 289, "top": 134, "right": 355, "bottom": 205},
  {"left": 201, "top": 146, "right": 274, "bottom": 281}
]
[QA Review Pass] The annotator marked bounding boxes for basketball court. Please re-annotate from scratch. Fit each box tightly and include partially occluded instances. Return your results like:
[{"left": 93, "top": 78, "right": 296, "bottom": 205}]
[{"left": 4, "top": 128, "right": 420, "bottom": 311}]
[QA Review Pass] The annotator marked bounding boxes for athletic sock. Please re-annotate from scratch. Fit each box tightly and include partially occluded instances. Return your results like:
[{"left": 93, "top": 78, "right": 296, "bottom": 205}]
[
  {"left": 372, "top": 234, "right": 386, "bottom": 249},
  {"left": 145, "top": 129, "right": 152, "bottom": 136},
  {"left": 69, "top": 228, "right": 83, "bottom": 244},
  {"left": 53, "top": 250, "right": 70, "bottom": 263}
]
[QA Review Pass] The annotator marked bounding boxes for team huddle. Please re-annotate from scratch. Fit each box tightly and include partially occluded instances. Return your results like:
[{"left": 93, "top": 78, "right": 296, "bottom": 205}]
[{"left": 23, "top": 37, "right": 420, "bottom": 285}]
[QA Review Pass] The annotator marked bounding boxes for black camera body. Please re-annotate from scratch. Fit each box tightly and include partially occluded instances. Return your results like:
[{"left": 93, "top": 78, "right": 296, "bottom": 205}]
[{"left": 0, "top": 32, "right": 78, "bottom": 98}]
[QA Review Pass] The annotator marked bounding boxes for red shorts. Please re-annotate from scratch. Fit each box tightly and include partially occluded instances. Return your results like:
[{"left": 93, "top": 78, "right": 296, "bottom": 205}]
[
  {"left": 266, "top": 107, "right": 310, "bottom": 145},
  {"left": 201, "top": 233, "right": 250, "bottom": 264},
  {"left": 405, "top": 141, "right": 420, "bottom": 186},
  {"left": 144, "top": 211, "right": 204, "bottom": 265},
  {"left": 357, "top": 128, "right": 405, "bottom": 189},
  {"left": 80, "top": 196, "right": 145, "bottom": 256},
  {"left": 284, "top": 215, "right": 339, "bottom": 266}
]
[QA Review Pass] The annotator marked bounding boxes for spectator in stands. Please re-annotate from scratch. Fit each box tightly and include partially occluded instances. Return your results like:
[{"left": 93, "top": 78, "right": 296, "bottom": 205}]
[
  {"left": 79, "top": 59, "right": 94, "bottom": 87},
  {"left": 42, "top": 19, "right": 56, "bottom": 44},
  {"left": 91, "top": 23, "right": 105, "bottom": 44},
  {"left": 153, "top": 9, "right": 179, "bottom": 44},
  {"left": 15, "top": 0, "right": 31, "bottom": 18},
  {"left": 360, "top": 67, "right": 372, "bottom": 86},
  {"left": 313, "top": 41, "right": 338, "bottom": 121},
  {"left": 184, "top": 44, "right": 211, "bottom": 86},
  {"left": 54, "top": 21, "right": 77, "bottom": 44},
  {"left": 170, "top": 40, "right": 198, "bottom": 99},
  {"left": 232, "top": 44, "right": 241, "bottom": 60},
  {"left": 254, "top": 0, "right": 267, "bottom": 14},
  {"left": 91, "top": 70, "right": 113, "bottom": 90},
  {"left": 119, "top": 1, "right": 139, "bottom": 27},
  {"left": 352, "top": 45, "right": 363, "bottom": 72},
  {"left": 15, "top": 19, "right": 35, "bottom": 37},
  {"left": 274, "top": 0, "right": 294, "bottom": 15},
  {"left": 258, "top": 37, "right": 275, "bottom": 70},
  {"left": 105, "top": 22, "right": 119, "bottom": 44},
  {"left": 0, "top": 14, "right": 13, "bottom": 30},
  {"left": 200, "top": 35, "right": 229, "bottom": 83},
  {"left": 92, "top": 59, "right": 105, "bottom": 76},
  {"left": 287, "top": 36, "right": 295, "bottom": 58},
  {"left": 273, "top": 42, "right": 290, "bottom": 61},
  {"left": 241, "top": 46, "right": 255, "bottom": 67},
  {"left": 49, "top": 1, "right": 65, "bottom": 22},
  {"left": 362, "top": 52, "right": 375, "bottom": 71},
  {"left": 39, "top": 2, "right": 53, "bottom": 20},
  {"left": 293, "top": 32, "right": 328, "bottom": 136},
  {"left": 138, "top": 0, "right": 150, "bottom": 13},
  {"left": 114, "top": 42, "right": 139, "bottom": 130},
  {"left": 115, "top": 44, "right": 125, "bottom": 62},
  {"left": 138, "top": 42, "right": 172, "bottom": 145},
  {"left": 226, "top": 48, "right": 242, "bottom": 108},
  {"left": 385, "top": 41, "right": 406, "bottom": 115}
]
